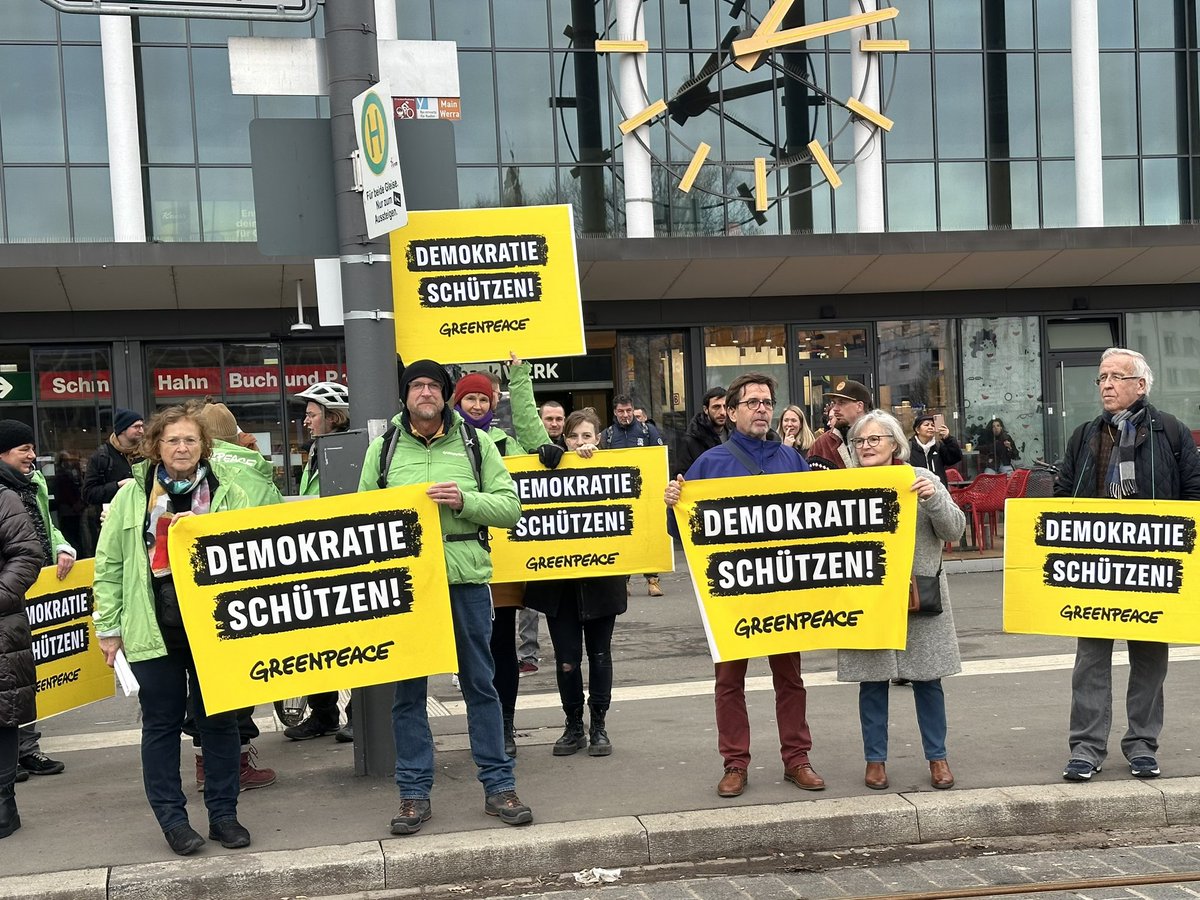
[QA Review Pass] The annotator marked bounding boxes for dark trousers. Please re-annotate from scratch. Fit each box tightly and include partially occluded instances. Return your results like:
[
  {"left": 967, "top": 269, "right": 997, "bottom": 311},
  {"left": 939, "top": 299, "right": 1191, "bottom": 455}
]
[
  {"left": 131, "top": 646, "right": 240, "bottom": 832},
  {"left": 545, "top": 604, "right": 616, "bottom": 712},
  {"left": 490, "top": 606, "right": 519, "bottom": 716},
  {"left": 184, "top": 703, "right": 258, "bottom": 748},
  {"left": 0, "top": 726, "right": 16, "bottom": 793},
  {"left": 308, "top": 692, "right": 342, "bottom": 729}
]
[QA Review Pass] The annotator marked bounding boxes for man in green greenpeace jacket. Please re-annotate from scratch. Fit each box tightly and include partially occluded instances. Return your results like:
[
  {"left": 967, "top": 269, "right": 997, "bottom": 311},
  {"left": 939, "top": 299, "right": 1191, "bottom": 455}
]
[{"left": 359, "top": 359, "right": 532, "bottom": 836}]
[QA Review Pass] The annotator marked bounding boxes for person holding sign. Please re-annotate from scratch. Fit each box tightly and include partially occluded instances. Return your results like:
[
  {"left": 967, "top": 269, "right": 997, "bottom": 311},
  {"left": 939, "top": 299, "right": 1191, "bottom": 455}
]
[
  {"left": 93, "top": 405, "right": 253, "bottom": 856},
  {"left": 664, "top": 373, "right": 826, "bottom": 799},
  {"left": 836, "top": 411, "right": 965, "bottom": 791},
  {"left": 524, "top": 409, "right": 628, "bottom": 758},
  {"left": 359, "top": 359, "right": 532, "bottom": 835},
  {"left": 603, "top": 396, "right": 666, "bottom": 597},
  {"left": 1054, "top": 348, "right": 1200, "bottom": 783},
  {"left": 0, "top": 477, "right": 43, "bottom": 839},
  {"left": 451, "top": 355, "right": 550, "bottom": 757}
]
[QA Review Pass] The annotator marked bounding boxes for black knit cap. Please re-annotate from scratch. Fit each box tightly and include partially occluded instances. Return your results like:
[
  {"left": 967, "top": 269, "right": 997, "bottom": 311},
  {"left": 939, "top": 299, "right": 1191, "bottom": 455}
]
[
  {"left": 399, "top": 359, "right": 452, "bottom": 402},
  {"left": 0, "top": 419, "right": 35, "bottom": 454}
]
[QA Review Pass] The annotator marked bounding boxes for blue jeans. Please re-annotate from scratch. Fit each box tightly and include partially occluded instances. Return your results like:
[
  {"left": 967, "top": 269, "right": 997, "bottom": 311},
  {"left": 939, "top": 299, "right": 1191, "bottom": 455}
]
[
  {"left": 984, "top": 465, "right": 1014, "bottom": 475},
  {"left": 859, "top": 679, "right": 948, "bottom": 762},
  {"left": 131, "top": 645, "right": 241, "bottom": 832},
  {"left": 392, "top": 583, "right": 514, "bottom": 799}
]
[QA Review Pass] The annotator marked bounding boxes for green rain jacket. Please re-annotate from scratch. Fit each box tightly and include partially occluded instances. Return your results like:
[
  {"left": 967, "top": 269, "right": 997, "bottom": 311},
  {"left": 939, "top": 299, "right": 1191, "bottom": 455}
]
[
  {"left": 31, "top": 470, "right": 74, "bottom": 559},
  {"left": 92, "top": 461, "right": 250, "bottom": 662},
  {"left": 208, "top": 438, "right": 284, "bottom": 507}
]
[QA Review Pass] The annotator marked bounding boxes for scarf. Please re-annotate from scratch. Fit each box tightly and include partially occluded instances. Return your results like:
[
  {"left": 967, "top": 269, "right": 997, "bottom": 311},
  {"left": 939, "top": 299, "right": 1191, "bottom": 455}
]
[
  {"left": 1101, "top": 398, "right": 1146, "bottom": 498},
  {"left": 455, "top": 405, "right": 495, "bottom": 431},
  {"left": 108, "top": 431, "right": 142, "bottom": 464},
  {"left": 0, "top": 459, "right": 51, "bottom": 565},
  {"left": 146, "top": 464, "right": 211, "bottom": 577}
]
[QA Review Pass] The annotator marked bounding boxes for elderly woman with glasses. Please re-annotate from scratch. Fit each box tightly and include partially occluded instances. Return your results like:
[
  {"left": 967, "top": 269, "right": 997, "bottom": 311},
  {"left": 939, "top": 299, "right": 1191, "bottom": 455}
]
[
  {"left": 93, "top": 403, "right": 252, "bottom": 856},
  {"left": 837, "top": 410, "right": 966, "bottom": 792}
]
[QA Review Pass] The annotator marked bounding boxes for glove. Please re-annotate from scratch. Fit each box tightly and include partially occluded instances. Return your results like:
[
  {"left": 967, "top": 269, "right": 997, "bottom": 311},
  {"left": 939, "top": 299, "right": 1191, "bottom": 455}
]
[{"left": 537, "top": 443, "right": 565, "bottom": 469}]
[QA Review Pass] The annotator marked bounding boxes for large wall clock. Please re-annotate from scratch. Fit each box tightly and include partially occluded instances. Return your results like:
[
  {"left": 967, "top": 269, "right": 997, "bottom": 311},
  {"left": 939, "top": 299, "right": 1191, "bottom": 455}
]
[{"left": 594, "top": 0, "right": 908, "bottom": 216}]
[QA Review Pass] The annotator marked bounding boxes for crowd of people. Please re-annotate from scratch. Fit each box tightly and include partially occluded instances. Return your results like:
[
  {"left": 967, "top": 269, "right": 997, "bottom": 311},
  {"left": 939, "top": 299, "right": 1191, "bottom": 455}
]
[{"left": 0, "top": 346, "right": 1189, "bottom": 857}]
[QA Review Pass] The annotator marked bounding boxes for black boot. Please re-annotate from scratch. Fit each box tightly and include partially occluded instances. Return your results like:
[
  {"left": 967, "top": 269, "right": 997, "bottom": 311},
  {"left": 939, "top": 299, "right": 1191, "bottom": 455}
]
[
  {"left": 588, "top": 705, "right": 612, "bottom": 757},
  {"left": 552, "top": 707, "right": 587, "bottom": 756},
  {"left": 503, "top": 712, "right": 517, "bottom": 757},
  {"left": 0, "top": 782, "right": 19, "bottom": 840}
]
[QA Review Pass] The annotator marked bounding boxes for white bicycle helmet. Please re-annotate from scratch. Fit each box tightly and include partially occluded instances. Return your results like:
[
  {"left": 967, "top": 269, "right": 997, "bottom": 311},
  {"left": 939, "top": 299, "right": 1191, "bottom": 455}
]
[{"left": 294, "top": 381, "right": 349, "bottom": 410}]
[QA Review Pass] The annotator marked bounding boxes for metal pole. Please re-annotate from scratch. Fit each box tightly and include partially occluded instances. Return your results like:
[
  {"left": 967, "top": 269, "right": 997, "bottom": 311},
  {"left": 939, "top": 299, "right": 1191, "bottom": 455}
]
[
  {"left": 850, "top": 0, "right": 884, "bottom": 233},
  {"left": 324, "top": 0, "right": 398, "bottom": 777},
  {"left": 99, "top": 14, "right": 146, "bottom": 241},
  {"left": 1070, "top": 0, "right": 1103, "bottom": 227}
]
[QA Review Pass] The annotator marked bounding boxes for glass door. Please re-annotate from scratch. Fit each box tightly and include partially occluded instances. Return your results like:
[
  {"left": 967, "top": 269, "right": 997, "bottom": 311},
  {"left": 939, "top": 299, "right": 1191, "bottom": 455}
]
[
  {"left": 790, "top": 325, "right": 874, "bottom": 433},
  {"left": 1044, "top": 355, "right": 1102, "bottom": 464}
]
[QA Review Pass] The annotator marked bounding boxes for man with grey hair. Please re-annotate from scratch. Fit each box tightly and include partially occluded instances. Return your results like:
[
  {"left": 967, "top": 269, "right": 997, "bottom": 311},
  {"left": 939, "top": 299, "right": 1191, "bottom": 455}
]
[{"left": 1055, "top": 347, "right": 1200, "bottom": 783}]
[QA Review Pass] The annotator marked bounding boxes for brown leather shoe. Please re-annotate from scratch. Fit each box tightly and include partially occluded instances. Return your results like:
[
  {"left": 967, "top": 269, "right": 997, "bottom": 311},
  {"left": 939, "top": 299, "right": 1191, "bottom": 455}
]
[
  {"left": 784, "top": 763, "right": 826, "bottom": 791},
  {"left": 864, "top": 761, "right": 889, "bottom": 790},
  {"left": 717, "top": 767, "right": 747, "bottom": 797},
  {"left": 930, "top": 758, "right": 955, "bottom": 789}
]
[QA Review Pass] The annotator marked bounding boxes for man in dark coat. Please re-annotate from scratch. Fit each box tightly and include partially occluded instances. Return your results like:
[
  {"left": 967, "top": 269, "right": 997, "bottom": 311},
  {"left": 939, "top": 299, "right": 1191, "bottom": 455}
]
[
  {"left": 675, "top": 386, "right": 728, "bottom": 478},
  {"left": 603, "top": 395, "right": 666, "bottom": 596},
  {"left": 84, "top": 408, "right": 143, "bottom": 533},
  {"left": 1055, "top": 348, "right": 1200, "bottom": 784}
]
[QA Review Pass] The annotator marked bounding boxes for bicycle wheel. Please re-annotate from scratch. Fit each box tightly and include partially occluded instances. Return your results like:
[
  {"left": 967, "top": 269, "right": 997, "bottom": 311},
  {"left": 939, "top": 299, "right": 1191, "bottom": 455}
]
[{"left": 274, "top": 696, "right": 310, "bottom": 728}]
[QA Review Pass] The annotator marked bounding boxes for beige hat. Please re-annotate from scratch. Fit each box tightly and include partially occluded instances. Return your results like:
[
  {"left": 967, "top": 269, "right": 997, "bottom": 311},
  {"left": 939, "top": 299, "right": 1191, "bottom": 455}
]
[{"left": 197, "top": 402, "right": 238, "bottom": 443}]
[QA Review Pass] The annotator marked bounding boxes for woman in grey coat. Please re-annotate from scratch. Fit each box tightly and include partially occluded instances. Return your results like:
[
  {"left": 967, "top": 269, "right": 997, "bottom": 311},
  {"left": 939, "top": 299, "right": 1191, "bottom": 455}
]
[{"left": 837, "top": 410, "right": 966, "bottom": 792}]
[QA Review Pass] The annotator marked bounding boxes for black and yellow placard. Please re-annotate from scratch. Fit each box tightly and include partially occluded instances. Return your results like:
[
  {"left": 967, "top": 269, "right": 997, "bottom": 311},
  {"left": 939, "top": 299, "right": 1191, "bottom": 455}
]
[
  {"left": 390, "top": 204, "right": 584, "bottom": 364},
  {"left": 168, "top": 485, "right": 455, "bottom": 714},
  {"left": 675, "top": 466, "right": 918, "bottom": 662},
  {"left": 490, "top": 446, "right": 674, "bottom": 582},
  {"left": 1004, "top": 498, "right": 1200, "bottom": 642},
  {"left": 26, "top": 559, "right": 113, "bottom": 721}
]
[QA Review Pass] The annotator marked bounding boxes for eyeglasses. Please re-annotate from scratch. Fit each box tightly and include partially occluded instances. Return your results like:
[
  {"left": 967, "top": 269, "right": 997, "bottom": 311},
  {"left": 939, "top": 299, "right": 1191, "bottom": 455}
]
[
  {"left": 851, "top": 434, "right": 893, "bottom": 449},
  {"left": 408, "top": 381, "right": 443, "bottom": 395},
  {"left": 161, "top": 437, "right": 200, "bottom": 448},
  {"left": 733, "top": 398, "right": 776, "bottom": 411},
  {"left": 1094, "top": 373, "right": 1141, "bottom": 385}
]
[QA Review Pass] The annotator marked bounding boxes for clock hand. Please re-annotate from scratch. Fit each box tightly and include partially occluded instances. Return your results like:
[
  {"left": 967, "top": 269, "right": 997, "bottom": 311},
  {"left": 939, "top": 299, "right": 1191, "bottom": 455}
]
[
  {"left": 732, "top": 7, "right": 898, "bottom": 60},
  {"left": 736, "top": 0, "right": 796, "bottom": 71}
]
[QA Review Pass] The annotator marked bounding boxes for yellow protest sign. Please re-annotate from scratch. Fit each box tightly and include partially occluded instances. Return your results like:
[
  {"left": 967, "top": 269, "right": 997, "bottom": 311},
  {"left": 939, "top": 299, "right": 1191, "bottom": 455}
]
[
  {"left": 1004, "top": 497, "right": 1200, "bottom": 642},
  {"left": 390, "top": 204, "right": 584, "bottom": 364},
  {"left": 26, "top": 559, "right": 114, "bottom": 721},
  {"left": 168, "top": 485, "right": 455, "bottom": 714},
  {"left": 676, "top": 466, "right": 918, "bottom": 662},
  {"left": 490, "top": 447, "right": 673, "bottom": 582}
]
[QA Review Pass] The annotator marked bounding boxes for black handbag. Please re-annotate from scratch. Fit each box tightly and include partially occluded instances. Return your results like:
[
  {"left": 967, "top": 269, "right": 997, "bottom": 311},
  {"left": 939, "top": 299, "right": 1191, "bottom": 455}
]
[{"left": 908, "top": 569, "right": 944, "bottom": 617}]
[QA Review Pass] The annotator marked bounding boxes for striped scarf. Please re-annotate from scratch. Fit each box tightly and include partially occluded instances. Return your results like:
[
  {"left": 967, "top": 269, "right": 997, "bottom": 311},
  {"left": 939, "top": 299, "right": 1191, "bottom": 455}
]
[{"left": 1102, "top": 399, "right": 1146, "bottom": 498}]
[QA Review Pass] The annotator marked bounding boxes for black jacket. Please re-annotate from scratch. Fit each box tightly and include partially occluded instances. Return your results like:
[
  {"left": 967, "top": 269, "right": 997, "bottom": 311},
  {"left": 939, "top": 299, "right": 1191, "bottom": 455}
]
[
  {"left": 675, "top": 410, "right": 727, "bottom": 478},
  {"left": 84, "top": 440, "right": 137, "bottom": 507},
  {"left": 977, "top": 430, "right": 1020, "bottom": 470},
  {"left": 908, "top": 436, "right": 963, "bottom": 485},
  {"left": 1054, "top": 403, "right": 1200, "bottom": 500},
  {"left": 523, "top": 575, "right": 628, "bottom": 621},
  {"left": 0, "top": 486, "right": 43, "bottom": 728}
]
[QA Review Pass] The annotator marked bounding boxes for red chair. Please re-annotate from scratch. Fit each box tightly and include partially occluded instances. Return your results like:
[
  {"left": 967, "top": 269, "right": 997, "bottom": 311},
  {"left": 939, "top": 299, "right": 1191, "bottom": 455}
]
[
  {"left": 945, "top": 466, "right": 965, "bottom": 484},
  {"left": 1006, "top": 469, "right": 1030, "bottom": 499},
  {"left": 953, "top": 473, "right": 1009, "bottom": 551}
]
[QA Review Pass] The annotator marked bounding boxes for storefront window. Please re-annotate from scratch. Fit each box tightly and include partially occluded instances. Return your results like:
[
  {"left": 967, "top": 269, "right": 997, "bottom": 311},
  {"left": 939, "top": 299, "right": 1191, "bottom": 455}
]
[
  {"left": 705, "top": 325, "right": 790, "bottom": 412},
  {"left": 615, "top": 331, "right": 687, "bottom": 466},
  {"left": 1126, "top": 311, "right": 1200, "bottom": 430},
  {"left": 959, "top": 316, "right": 1044, "bottom": 469},
  {"left": 876, "top": 320, "right": 960, "bottom": 437}
]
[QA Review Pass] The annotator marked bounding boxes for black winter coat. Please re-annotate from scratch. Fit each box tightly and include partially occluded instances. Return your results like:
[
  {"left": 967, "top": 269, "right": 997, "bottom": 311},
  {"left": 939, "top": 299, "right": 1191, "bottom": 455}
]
[
  {"left": 908, "top": 436, "right": 964, "bottom": 485},
  {"left": 675, "top": 410, "right": 727, "bottom": 478},
  {"left": 84, "top": 440, "right": 136, "bottom": 507},
  {"left": 1054, "top": 403, "right": 1200, "bottom": 500},
  {"left": 523, "top": 575, "right": 628, "bottom": 621},
  {"left": 0, "top": 486, "right": 43, "bottom": 728}
]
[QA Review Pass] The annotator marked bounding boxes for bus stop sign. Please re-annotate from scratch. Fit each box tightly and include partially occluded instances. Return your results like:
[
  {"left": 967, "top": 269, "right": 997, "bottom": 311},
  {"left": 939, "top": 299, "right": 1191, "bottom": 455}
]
[{"left": 39, "top": 0, "right": 317, "bottom": 21}]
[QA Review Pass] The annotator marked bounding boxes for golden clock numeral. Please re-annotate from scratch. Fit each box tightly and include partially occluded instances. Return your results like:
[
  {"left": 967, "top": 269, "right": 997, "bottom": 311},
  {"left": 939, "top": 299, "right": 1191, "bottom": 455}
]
[
  {"left": 754, "top": 157, "right": 769, "bottom": 211},
  {"left": 807, "top": 141, "right": 842, "bottom": 189},
  {"left": 860, "top": 39, "right": 909, "bottom": 52},
  {"left": 732, "top": 7, "right": 898, "bottom": 63},
  {"left": 619, "top": 99, "right": 668, "bottom": 135},
  {"left": 679, "top": 142, "right": 712, "bottom": 193},
  {"left": 846, "top": 98, "right": 894, "bottom": 131},
  {"left": 595, "top": 39, "right": 649, "bottom": 53},
  {"left": 737, "top": 0, "right": 796, "bottom": 71}
]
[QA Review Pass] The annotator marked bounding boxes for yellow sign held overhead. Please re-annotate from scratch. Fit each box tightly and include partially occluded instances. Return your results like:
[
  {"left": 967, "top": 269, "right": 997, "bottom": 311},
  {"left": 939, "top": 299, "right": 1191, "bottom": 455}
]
[
  {"left": 1005, "top": 498, "right": 1200, "bottom": 642},
  {"left": 675, "top": 466, "right": 918, "bottom": 662},
  {"left": 26, "top": 559, "right": 114, "bottom": 721},
  {"left": 490, "top": 447, "right": 674, "bottom": 582},
  {"left": 390, "top": 204, "right": 584, "bottom": 365},
  {"left": 168, "top": 485, "right": 455, "bottom": 714}
]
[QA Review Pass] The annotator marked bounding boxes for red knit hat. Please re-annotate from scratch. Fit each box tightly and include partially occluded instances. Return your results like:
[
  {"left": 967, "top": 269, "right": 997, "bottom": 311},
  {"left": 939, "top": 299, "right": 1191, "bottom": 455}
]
[{"left": 452, "top": 372, "right": 494, "bottom": 408}]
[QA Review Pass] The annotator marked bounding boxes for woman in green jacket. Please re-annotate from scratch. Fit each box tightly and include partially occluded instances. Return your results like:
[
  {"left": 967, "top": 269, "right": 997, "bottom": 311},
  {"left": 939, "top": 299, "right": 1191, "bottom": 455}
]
[{"left": 93, "top": 405, "right": 252, "bottom": 857}]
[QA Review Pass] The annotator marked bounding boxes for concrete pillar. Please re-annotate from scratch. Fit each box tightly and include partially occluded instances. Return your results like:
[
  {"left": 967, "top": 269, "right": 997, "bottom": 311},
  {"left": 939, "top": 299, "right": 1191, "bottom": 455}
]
[
  {"left": 616, "top": 0, "right": 654, "bottom": 237},
  {"left": 374, "top": 0, "right": 397, "bottom": 40},
  {"left": 99, "top": 14, "right": 146, "bottom": 242},
  {"left": 850, "top": 0, "right": 885, "bottom": 233},
  {"left": 1070, "top": 0, "right": 1103, "bottom": 227}
]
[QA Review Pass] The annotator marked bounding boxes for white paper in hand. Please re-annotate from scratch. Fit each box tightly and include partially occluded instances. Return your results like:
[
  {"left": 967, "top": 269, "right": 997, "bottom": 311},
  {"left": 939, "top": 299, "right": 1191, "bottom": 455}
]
[{"left": 114, "top": 649, "right": 139, "bottom": 696}]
